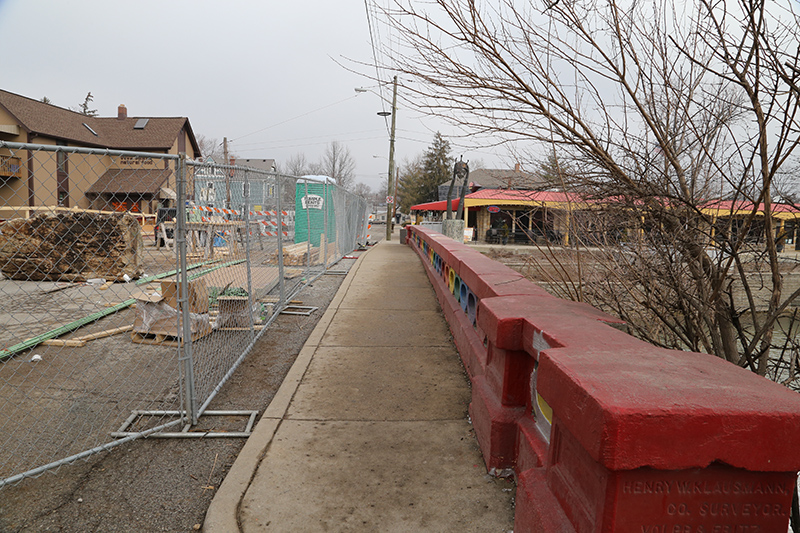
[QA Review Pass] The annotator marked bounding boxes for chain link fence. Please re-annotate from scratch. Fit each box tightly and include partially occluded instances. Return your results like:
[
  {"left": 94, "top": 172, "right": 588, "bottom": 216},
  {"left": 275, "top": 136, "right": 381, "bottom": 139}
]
[{"left": 0, "top": 142, "right": 368, "bottom": 487}]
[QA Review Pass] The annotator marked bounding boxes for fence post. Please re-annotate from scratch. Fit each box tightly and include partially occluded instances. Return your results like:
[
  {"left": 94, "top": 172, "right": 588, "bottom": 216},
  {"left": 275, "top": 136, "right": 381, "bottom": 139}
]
[
  {"left": 323, "top": 179, "right": 329, "bottom": 270},
  {"left": 304, "top": 180, "right": 311, "bottom": 273},
  {"left": 276, "top": 174, "right": 286, "bottom": 305},
  {"left": 361, "top": 198, "right": 368, "bottom": 242},
  {"left": 243, "top": 169, "right": 255, "bottom": 335},
  {"left": 176, "top": 152, "right": 198, "bottom": 426}
]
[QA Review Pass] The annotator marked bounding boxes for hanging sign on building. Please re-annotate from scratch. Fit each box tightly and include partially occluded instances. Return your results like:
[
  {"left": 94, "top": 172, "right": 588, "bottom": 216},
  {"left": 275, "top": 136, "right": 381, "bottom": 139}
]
[
  {"left": 301, "top": 194, "right": 324, "bottom": 210},
  {"left": 487, "top": 205, "right": 500, "bottom": 213}
]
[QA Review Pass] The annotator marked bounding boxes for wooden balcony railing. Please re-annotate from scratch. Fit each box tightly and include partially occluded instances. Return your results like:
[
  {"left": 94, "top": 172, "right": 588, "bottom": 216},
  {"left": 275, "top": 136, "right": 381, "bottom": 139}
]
[{"left": 0, "top": 155, "right": 22, "bottom": 178}]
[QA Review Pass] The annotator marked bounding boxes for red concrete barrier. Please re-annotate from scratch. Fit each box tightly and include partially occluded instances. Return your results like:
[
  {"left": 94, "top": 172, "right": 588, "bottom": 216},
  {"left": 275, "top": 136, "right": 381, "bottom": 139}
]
[{"left": 407, "top": 225, "right": 800, "bottom": 533}]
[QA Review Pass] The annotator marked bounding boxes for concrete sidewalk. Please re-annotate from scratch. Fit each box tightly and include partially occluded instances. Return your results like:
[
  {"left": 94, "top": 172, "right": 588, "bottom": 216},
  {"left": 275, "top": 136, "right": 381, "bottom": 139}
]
[{"left": 204, "top": 237, "right": 515, "bottom": 532}]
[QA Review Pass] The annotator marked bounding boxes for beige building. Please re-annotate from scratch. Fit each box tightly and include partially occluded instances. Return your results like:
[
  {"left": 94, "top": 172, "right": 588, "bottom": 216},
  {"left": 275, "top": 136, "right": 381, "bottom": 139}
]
[{"left": 0, "top": 89, "right": 200, "bottom": 216}]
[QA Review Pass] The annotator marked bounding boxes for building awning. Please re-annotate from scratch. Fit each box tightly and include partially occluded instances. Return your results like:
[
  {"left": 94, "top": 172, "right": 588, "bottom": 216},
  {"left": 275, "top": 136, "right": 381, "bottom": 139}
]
[
  {"left": 159, "top": 187, "right": 176, "bottom": 200},
  {"left": 411, "top": 189, "right": 584, "bottom": 211},
  {"left": 466, "top": 188, "right": 583, "bottom": 208},
  {"left": 410, "top": 198, "right": 461, "bottom": 211},
  {"left": 700, "top": 200, "right": 800, "bottom": 220},
  {"left": 411, "top": 190, "right": 800, "bottom": 219},
  {"left": 86, "top": 168, "right": 172, "bottom": 196}
]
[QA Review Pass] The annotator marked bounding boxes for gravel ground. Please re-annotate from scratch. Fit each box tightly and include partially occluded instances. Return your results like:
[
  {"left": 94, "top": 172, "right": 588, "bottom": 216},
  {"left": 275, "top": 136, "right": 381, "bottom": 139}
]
[{"left": 0, "top": 257, "right": 356, "bottom": 533}]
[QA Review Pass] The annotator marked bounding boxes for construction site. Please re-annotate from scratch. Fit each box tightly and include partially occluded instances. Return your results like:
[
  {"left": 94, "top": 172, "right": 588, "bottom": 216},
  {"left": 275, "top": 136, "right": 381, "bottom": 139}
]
[{"left": 0, "top": 143, "right": 370, "bottom": 491}]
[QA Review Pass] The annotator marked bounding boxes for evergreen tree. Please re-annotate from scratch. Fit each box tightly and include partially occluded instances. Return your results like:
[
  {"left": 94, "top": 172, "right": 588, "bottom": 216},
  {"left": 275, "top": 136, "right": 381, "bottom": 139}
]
[
  {"left": 535, "top": 151, "right": 574, "bottom": 191},
  {"left": 421, "top": 132, "right": 453, "bottom": 202},
  {"left": 398, "top": 132, "right": 453, "bottom": 210},
  {"left": 397, "top": 156, "right": 425, "bottom": 213},
  {"left": 78, "top": 92, "right": 98, "bottom": 117}
]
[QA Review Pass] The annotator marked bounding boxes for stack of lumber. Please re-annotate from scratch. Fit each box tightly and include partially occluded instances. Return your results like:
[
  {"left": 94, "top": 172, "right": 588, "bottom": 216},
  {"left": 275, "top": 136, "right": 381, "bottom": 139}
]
[
  {"left": 268, "top": 241, "right": 314, "bottom": 266},
  {"left": 265, "top": 238, "right": 338, "bottom": 266}
]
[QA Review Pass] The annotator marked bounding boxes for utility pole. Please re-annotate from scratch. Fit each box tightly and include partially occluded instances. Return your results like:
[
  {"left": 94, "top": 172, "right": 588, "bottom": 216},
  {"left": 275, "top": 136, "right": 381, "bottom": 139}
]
[
  {"left": 385, "top": 76, "right": 398, "bottom": 241},
  {"left": 223, "top": 137, "right": 231, "bottom": 211}
]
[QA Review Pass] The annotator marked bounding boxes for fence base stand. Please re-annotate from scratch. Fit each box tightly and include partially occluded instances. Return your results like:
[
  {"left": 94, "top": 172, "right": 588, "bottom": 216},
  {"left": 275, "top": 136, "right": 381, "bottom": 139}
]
[
  {"left": 111, "top": 410, "right": 258, "bottom": 438},
  {"left": 280, "top": 305, "right": 319, "bottom": 316}
]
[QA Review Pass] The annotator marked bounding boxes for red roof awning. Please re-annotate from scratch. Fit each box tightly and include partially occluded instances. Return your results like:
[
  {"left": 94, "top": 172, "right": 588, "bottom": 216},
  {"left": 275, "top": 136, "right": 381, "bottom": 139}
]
[
  {"left": 410, "top": 198, "right": 460, "bottom": 211},
  {"left": 466, "top": 189, "right": 577, "bottom": 202}
]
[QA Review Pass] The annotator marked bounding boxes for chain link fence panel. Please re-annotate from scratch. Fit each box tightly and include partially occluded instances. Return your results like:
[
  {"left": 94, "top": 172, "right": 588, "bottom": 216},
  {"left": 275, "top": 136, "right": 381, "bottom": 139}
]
[{"left": 0, "top": 143, "right": 368, "bottom": 487}]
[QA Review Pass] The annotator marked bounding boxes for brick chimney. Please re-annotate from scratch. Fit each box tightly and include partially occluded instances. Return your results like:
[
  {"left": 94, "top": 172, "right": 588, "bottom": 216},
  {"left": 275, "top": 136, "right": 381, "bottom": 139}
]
[
  {"left": 514, "top": 162, "right": 521, "bottom": 171},
  {"left": 117, "top": 104, "right": 127, "bottom": 119}
]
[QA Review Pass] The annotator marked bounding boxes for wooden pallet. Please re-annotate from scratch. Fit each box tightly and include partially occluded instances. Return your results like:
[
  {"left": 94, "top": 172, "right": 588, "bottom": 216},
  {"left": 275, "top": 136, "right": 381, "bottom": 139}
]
[{"left": 130, "top": 328, "right": 209, "bottom": 347}]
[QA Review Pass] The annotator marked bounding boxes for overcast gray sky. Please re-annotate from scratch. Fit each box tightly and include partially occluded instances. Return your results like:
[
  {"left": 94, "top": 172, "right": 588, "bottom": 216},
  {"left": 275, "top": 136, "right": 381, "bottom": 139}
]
[{"left": 0, "top": 0, "right": 505, "bottom": 192}]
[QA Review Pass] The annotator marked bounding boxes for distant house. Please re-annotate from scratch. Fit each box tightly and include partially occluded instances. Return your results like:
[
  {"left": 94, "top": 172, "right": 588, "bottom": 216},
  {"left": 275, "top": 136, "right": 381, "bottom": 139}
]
[
  {"left": 230, "top": 158, "right": 278, "bottom": 212},
  {"left": 234, "top": 158, "right": 276, "bottom": 173},
  {"left": 437, "top": 163, "right": 548, "bottom": 203},
  {"left": 468, "top": 163, "right": 549, "bottom": 191},
  {"left": 193, "top": 157, "right": 280, "bottom": 212},
  {"left": 0, "top": 88, "right": 200, "bottom": 215}
]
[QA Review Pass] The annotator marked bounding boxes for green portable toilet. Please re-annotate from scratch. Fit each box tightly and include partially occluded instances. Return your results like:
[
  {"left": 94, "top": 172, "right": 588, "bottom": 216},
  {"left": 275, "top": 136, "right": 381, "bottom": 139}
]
[{"left": 295, "top": 180, "right": 336, "bottom": 247}]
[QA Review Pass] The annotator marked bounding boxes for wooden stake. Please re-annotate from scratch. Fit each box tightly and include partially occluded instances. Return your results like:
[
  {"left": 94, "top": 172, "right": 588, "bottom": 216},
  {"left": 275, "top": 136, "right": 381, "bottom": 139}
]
[
  {"left": 41, "top": 339, "right": 87, "bottom": 347},
  {"left": 73, "top": 325, "right": 134, "bottom": 342}
]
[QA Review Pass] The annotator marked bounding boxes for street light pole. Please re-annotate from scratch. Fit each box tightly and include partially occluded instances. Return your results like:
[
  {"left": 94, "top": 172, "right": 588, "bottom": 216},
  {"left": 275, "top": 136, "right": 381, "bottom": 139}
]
[{"left": 385, "top": 76, "right": 397, "bottom": 241}]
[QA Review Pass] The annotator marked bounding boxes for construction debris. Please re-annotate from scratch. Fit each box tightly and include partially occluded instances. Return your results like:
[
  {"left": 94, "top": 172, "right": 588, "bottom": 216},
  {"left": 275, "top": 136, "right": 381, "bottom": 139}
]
[
  {"left": 0, "top": 210, "right": 143, "bottom": 282},
  {"left": 131, "top": 279, "right": 212, "bottom": 342}
]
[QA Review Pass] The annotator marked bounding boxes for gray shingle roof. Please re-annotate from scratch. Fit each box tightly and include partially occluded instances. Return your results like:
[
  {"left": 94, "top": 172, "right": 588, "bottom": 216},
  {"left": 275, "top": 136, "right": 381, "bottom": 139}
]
[
  {"left": 469, "top": 168, "right": 547, "bottom": 190},
  {"left": 0, "top": 89, "right": 199, "bottom": 153}
]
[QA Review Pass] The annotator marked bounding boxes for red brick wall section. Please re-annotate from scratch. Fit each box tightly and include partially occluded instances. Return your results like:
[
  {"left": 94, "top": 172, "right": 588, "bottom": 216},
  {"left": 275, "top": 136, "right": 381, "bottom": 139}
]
[{"left": 407, "top": 225, "right": 800, "bottom": 533}]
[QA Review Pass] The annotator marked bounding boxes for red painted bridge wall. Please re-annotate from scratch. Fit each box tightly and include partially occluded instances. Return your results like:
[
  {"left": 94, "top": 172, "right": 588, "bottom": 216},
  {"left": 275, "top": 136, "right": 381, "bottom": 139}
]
[{"left": 406, "top": 226, "right": 800, "bottom": 533}]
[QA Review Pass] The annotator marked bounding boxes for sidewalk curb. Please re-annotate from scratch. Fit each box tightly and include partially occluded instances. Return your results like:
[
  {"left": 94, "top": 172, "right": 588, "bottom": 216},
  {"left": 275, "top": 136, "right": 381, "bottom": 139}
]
[{"left": 203, "top": 246, "right": 375, "bottom": 533}]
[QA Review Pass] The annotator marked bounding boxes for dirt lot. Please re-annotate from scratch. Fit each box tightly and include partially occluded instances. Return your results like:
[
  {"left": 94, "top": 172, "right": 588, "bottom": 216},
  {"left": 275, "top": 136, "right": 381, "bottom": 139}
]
[{"left": 0, "top": 249, "right": 356, "bottom": 532}]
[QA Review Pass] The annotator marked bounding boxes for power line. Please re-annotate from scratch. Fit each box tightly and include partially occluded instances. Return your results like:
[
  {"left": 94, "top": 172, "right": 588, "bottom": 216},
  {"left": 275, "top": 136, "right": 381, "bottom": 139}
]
[
  {"left": 363, "top": 0, "right": 394, "bottom": 138},
  {"left": 234, "top": 135, "right": 390, "bottom": 154},
  {"left": 233, "top": 128, "right": 386, "bottom": 148},
  {"left": 230, "top": 95, "right": 358, "bottom": 143},
  {"left": 363, "top": 0, "right": 386, "bottom": 106}
]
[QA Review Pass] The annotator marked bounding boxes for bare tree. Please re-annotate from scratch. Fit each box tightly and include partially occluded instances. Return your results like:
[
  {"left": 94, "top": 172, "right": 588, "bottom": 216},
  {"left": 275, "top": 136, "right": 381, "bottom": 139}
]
[
  {"left": 351, "top": 182, "right": 373, "bottom": 199},
  {"left": 376, "top": 0, "right": 800, "bottom": 382},
  {"left": 320, "top": 141, "right": 357, "bottom": 189},
  {"left": 196, "top": 135, "right": 226, "bottom": 162},
  {"left": 280, "top": 153, "right": 311, "bottom": 177}
]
